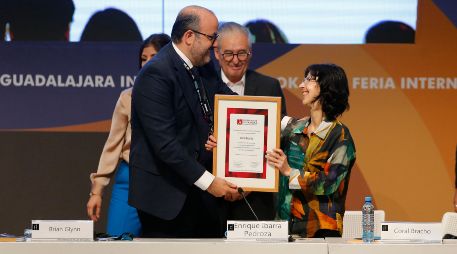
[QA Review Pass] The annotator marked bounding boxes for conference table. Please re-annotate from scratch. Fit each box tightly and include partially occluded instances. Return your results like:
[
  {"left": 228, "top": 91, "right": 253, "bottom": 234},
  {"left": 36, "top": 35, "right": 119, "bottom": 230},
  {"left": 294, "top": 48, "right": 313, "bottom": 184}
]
[
  {"left": 327, "top": 238, "right": 457, "bottom": 254},
  {"left": 1, "top": 238, "right": 456, "bottom": 254},
  {"left": 0, "top": 238, "right": 327, "bottom": 254}
]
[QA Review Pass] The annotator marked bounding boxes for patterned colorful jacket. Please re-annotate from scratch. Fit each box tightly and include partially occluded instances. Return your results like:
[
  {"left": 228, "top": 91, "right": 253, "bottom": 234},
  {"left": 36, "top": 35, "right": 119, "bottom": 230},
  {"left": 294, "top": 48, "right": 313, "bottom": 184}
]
[{"left": 277, "top": 117, "right": 356, "bottom": 237}]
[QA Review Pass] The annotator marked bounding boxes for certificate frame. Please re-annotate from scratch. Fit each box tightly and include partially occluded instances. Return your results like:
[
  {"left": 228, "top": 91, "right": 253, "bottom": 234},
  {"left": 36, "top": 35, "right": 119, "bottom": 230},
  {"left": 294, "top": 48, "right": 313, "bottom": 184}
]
[{"left": 213, "top": 94, "right": 281, "bottom": 192}]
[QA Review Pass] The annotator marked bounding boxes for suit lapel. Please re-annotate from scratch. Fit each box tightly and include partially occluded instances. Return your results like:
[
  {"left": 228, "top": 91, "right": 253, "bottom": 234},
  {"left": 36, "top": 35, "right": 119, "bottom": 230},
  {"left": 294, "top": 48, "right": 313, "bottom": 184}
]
[
  {"left": 243, "top": 70, "right": 257, "bottom": 96},
  {"left": 169, "top": 47, "right": 201, "bottom": 125}
]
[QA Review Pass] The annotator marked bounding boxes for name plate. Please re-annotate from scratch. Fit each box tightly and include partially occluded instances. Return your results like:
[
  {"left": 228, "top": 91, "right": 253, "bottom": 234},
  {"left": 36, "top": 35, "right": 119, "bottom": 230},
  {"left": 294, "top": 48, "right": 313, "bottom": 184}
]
[
  {"left": 31, "top": 220, "right": 93, "bottom": 240},
  {"left": 381, "top": 221, "right": 442, "bottom": 241},
  {"left": 226, "top": 220, "right": 288, "bottom": 242}
]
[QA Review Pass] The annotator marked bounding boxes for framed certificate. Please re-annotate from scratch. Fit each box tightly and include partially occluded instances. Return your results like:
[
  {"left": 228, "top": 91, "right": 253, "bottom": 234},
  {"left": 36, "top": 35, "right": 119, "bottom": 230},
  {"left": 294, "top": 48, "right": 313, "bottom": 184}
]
[{"left": 213, "top": 95, "right": 281, "bottom": 192}]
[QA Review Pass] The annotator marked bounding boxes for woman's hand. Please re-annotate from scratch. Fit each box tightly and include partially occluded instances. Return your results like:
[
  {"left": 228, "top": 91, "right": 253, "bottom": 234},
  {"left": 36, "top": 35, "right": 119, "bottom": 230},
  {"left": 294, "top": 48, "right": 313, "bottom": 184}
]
[
  {"left": 86, "top": 194, "right": 102, "bottom": 221},
  {"left": 205, "top": 135, "right": 217, "bottom": 151},
  {"left": 266, "top": 148, "right": 291, "bottom": 176}
]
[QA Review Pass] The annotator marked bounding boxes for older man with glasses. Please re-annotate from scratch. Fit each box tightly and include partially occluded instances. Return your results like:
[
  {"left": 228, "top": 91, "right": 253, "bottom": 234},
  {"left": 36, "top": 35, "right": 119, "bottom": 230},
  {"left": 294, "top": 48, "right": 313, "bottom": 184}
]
[{"left": 213, "top": 21, "right": 287, "bottom": 221}]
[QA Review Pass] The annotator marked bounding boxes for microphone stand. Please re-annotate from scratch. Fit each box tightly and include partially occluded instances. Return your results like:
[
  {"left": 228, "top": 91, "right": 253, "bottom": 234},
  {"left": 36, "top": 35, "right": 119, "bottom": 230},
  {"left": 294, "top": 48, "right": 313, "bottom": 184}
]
[{"left": 237, "top": 187, "right": 259, "bottom": 221}]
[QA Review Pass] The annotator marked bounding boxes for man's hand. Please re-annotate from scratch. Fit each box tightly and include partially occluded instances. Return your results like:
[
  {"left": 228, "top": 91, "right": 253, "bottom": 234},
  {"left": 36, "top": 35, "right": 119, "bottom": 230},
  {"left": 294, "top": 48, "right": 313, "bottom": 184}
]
[
  {"left": 224, "top": 190, "right": 251, "bottom": 201},
  {"left": 225, "top": 191, "right": 242, "bottom": 201},
  {"left": 207, "top": 177, "right": 237, "bottom": 197},
  {"left": 205, "top": 135, "right": 217, "bottom": 151}
]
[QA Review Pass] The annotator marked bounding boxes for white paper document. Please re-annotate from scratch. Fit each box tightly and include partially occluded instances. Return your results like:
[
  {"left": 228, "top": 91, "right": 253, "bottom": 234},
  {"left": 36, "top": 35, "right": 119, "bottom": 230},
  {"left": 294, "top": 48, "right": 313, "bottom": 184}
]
[{"left": 228, "top": 114, "right": 265, "bottom": 173}]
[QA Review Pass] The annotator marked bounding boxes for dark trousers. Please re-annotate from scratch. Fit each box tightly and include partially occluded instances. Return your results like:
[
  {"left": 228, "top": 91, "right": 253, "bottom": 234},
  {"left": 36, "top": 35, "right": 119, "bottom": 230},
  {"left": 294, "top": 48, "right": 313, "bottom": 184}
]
[
  {"left": 313, "top": 229, "right": 341, "bottom": 238},
  {"left": 290, "top": 219, "right": 341, "bottom": 238},
  {"left": 138, "top": 187, "right": 224, "bottom": 238},
  {"left": 228, "top": 192, "right": 275, "bottom": 220}
]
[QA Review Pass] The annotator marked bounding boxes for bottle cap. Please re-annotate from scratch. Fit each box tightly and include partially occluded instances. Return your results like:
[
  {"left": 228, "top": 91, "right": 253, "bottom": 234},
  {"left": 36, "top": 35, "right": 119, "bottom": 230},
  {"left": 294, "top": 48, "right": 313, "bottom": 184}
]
[{"left": 365, "top": 196, "right": 372, "bottom": 202}]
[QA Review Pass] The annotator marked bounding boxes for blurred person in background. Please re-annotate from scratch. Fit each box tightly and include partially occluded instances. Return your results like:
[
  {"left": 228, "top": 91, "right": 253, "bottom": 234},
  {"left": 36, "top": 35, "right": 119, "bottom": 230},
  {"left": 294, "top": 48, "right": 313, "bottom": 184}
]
[
  {"left": 5, "top": 0, "right": 74, "bottom": 41},
  {"left": 1, "top": 2, "right": 6, "bottom": 41},
  {"left": 244, "top": 19, "right": 288, "bottom": 43},
  {"left": 365, "top": 20, "right": 415, "bottom": 43},
  {"left": 80, "top": 8, "right": 142, "bottom": 42},
  {"left": 1, "top": 19, "right": 5, "bottom": 41},
  {"left": 86, "top": 33, "right": 171, "bottom": 237}
]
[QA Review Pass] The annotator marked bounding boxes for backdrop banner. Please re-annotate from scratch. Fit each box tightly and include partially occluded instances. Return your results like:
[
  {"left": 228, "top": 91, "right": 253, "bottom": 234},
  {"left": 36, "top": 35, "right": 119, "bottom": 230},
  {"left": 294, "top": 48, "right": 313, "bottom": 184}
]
[{"left": 0, "top": 0, "right": 455, "bottom": 235}]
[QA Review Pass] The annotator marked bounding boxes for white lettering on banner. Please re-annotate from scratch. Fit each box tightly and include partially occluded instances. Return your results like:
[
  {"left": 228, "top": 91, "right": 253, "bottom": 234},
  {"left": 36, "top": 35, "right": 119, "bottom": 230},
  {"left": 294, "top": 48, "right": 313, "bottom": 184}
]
[
  {"left": 120, "top": 75, "right": 135, "bottom": 88},
  {"left": 277, "top": 76, "right": 300, "bottom": 89},
  {"left": 0, "top": 74, "right": 134, "bottom": 88},
  {"left": 36, "top": 75, "right": 46, "bottom": 87},
  {"left": 24, "top": 75, "right": 34, "bottom": 86},
  {"left": 0, "top": 74, "right": 10, "bottom": 86},
  {"left": 401, "top": 77, "right": 457, "bottom": 89},
  {"left": 105, "top": 76, "right": 115, "bottom": 88},
  {"left": 352, "top": 77, "right": 395, "bottom": 89},
  {"left": 352, "top": 76, "right": 457, "bottom": 90},
  {"left": 83, "top": 75, "right": 94, "bottom": 87}
]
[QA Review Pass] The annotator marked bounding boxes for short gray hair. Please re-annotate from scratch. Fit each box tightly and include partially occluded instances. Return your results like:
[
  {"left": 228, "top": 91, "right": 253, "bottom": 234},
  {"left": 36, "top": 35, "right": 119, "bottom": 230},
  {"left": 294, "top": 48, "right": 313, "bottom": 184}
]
[{"left": 217, "top": 22, "right": 252, "bottom": 49}]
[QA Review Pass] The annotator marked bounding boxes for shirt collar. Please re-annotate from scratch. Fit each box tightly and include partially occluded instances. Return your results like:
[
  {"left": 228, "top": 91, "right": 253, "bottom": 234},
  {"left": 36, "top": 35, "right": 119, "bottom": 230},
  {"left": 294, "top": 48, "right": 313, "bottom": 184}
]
[
  {"left": 294, "top": 117, "right": 334, "bottom": 139},
  {"left": 221, "top": 70, "right": 245, "bottom": 86},
  {"left": 172, "top": 42, "right": 193, "bottom": 68}
]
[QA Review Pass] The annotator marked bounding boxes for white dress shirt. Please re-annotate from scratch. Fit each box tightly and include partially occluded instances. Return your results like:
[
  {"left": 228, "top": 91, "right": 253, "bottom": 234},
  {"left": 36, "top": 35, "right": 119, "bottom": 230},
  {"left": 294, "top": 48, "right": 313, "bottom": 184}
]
[{"left": 221, "top": 70, "right": 246, "bottom": 95}]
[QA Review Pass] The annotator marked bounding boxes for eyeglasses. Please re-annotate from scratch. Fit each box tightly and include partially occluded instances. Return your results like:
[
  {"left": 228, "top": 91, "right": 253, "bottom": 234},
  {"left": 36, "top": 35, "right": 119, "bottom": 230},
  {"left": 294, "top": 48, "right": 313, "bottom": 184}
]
[
  {"left": 191, "top": 30, "right": 218, "bottom": 43},
  {"left": 303, "top": 75, "right": 318, "bottom": 85},
  {"left": 221, "top": 51, "right": 251, "bottom": 62},
  {"left": 304, "top": 75, "right": 318, "bottom": 82}
]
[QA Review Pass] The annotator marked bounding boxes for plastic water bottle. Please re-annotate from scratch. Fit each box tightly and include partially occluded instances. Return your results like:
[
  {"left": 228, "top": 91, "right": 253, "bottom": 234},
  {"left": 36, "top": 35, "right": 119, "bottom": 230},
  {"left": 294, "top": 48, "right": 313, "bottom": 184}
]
[
  {"left": 362, "top": 196, "right": 375, "bottom": 243},
  {"left": 23, "top": 228, "right": 32, "bottom": 242}
]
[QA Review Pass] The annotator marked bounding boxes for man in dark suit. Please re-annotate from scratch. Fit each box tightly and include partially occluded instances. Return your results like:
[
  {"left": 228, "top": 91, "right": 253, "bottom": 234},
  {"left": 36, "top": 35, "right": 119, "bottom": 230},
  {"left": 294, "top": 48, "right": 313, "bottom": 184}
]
[
  {"left": 129, "top": 6, "right": 238, "bottom": 238},
  {"left": 213, "top": 22, "right": 287, "bottom": 220}
]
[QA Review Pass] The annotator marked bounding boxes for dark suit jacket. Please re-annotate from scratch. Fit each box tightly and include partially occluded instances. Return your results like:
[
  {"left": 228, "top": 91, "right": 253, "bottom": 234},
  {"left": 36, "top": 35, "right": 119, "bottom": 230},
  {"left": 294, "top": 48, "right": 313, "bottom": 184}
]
[
  {"left": 244, "top": 69, "right": 287, "bottom": 116},
  {"left": 129, "top": 43, "right": 234, "bottom": 221},
  {"left": 221, "top": 69, "right": 288, "bottom": 220}
]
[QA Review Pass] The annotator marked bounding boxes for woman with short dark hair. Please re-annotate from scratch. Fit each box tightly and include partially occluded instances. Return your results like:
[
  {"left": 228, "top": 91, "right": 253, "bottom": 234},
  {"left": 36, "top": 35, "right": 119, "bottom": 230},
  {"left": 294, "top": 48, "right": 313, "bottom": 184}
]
[{"left": 266, "top": 63, "right": 356, "bottom": 238}]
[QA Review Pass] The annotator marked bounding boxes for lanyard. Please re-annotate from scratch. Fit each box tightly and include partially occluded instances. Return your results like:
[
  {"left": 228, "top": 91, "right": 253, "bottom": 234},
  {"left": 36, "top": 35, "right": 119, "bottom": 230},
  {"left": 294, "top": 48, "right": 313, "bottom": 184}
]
[{"left": 183, "top": 62, "right": 214, "bottom": 134}]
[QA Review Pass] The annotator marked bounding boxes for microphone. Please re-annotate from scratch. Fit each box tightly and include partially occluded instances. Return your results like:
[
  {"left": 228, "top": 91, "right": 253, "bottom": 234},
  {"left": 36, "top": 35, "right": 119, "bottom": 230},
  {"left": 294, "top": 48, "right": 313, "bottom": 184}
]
[
  {"left": 443, "top": 234, "right": 457, "bottom": 239},
  {"left": 237, "top": 187, "right": 259, "bottom": 221},
  {"left": 442, "top": 212, "right": 457, "bottom": 239}
]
